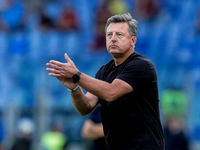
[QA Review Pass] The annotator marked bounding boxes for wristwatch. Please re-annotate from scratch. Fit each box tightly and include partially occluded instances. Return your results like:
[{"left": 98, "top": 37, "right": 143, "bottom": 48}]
[{"left": 72, "top": 71, "right": 82, "bottom": 83}]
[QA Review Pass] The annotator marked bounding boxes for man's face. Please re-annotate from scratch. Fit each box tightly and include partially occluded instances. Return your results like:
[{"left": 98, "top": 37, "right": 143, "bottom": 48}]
[{"left": 106, "top": 22, "right": 136, "bottom": 57}]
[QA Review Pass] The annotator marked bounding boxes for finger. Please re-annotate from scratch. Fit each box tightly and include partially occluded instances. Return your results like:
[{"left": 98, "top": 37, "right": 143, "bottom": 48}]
[
  {"left": 46, "top": 67, "right": 54, "bottom": 72},
  {"left": 64, "top": 53, "right": 73, "bottom": 63},
  {"left": 48, "top": 72, "right": 61, "bottom": 77},
  {"left": 46, "top": 67, "right": 61, "bottom": 74},
  {"left": 49, "top": 60, "right": 63, "bottom": 66},
  {"left": 46, "top": 63, "right": 62, "bottom": 70}
]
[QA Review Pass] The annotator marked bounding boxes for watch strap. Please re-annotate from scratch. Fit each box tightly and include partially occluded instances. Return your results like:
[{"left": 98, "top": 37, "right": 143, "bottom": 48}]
[{"left": 77, "top": 71, "right": 82, "bottom": 76}]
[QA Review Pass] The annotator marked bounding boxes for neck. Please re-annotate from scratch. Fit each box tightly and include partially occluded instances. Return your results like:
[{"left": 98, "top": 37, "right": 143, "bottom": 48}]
[{"left": 113, "top": 49, "right": 134, "bottom": 66}]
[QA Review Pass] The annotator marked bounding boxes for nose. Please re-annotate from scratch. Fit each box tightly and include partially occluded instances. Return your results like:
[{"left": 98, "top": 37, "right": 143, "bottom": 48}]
[{"left": 111, "top": 34, "right": 117, "bottom": 43}]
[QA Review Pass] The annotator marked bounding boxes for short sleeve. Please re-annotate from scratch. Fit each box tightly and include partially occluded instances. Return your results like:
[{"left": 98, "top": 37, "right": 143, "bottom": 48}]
[{"left": 116, "top": 59, "right": 150, "bottom": 89}]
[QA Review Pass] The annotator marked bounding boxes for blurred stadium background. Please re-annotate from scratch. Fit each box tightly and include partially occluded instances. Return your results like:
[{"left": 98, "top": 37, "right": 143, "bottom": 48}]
[{"left": 0, "top": 0, "right": 200, "bottom": 149}]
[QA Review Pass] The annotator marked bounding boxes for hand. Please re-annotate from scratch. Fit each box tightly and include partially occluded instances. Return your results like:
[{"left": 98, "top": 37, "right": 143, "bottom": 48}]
[
  {"left": 46, "top": 53, "right": 79, "bottom": 78},
  {"left": 46, "top": 53, "right": 79, "bottom": 89},
  {"left": 56, "top": 77, "right": 79, "bottom": 90}
]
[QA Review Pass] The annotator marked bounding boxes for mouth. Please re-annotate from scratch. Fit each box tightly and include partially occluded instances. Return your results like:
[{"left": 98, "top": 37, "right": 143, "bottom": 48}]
[{"left": 109, "top": 45, "right": 118, "bottom": 48}]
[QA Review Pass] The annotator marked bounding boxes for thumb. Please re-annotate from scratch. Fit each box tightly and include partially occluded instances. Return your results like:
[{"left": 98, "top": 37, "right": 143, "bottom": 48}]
[
  {"left": 64, "top": 53, "right": 75, "bottom": 67},
  {"left": 65, "top": 53, "right": 72, "bottom": 63}
]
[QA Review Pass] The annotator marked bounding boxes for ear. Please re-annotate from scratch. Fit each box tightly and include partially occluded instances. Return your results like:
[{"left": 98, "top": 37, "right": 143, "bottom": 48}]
[{"left": 131, "top": 36, "right": 137, "bottom": 47}]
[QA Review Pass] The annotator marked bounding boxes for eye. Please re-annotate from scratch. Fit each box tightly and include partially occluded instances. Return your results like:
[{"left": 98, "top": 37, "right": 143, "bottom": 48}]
[
  {"left": 117, "top": 33, "right": 123, "bottom": 37},
  {"left": 107, "top": 33, "right": 112, "bottom": 38}
]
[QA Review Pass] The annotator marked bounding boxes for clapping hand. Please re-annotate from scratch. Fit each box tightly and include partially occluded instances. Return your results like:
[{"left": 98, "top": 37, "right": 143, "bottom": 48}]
[{"left": 46, "top": 53, "right": 79, "bottom": 89}]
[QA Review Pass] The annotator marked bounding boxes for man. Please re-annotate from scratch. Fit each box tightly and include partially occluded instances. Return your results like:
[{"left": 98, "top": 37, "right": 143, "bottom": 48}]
[
  {"left": 46, "top": 13, "right": 165, "bottom": 150},
  {"left": 81, "top": 105, "right": 107, "bottom": 150}
]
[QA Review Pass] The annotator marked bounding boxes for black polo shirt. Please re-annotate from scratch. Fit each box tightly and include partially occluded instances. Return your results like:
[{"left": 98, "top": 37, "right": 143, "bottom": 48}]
[{"left": 95, "top": 52, "right": 165, "bottom": 150}]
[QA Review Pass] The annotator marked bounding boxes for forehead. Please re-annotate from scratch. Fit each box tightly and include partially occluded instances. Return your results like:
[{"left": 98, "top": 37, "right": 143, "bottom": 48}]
[{"left": 107, "top": 22, "right": 129, "bottom": 33}]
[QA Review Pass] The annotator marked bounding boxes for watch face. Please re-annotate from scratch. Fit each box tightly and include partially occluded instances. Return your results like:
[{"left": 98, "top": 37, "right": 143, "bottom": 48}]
[{"left": 73, "top": 74, "right": 80, "bottom": 83}]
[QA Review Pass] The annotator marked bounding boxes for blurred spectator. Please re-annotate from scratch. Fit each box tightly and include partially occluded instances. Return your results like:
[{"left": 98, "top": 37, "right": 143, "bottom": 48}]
[
  {"left": 81, "top": 105, "right": 107, "bottom": 150},
  {"left": 38, "top": 10, "right": 55, "bottom": 32},
  {"left": 161, "top": 89, "right": 189, "bottom": 150},
  {"left": 133, "top": 0, "right": 161, "bottom": 20},
  {"left": 41, "top": 123, "right": 67, "bottom": 150},
  {"left": 11, "top": 118, "right": 35, "bottom": 150},
  {"left": 108, "top": 0, "right": 128, "bottom": 15},
  {"left": 164, "top": 117, "right": 189, "bottom": 150},
  {"left": 55, "top": 6, "right": 79, "bottom": 32},
  {"left": 0, "top": 0, "right": 27, "bottom": 32},
  {"left": 195, "top": 5, "right": 200, "bottom": 35},
  {"left": 89, "top": 0, "right": 112, "bottom": 51},
  {"left": 161, "top": 89, "right": 188, "bottom": 117}
]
